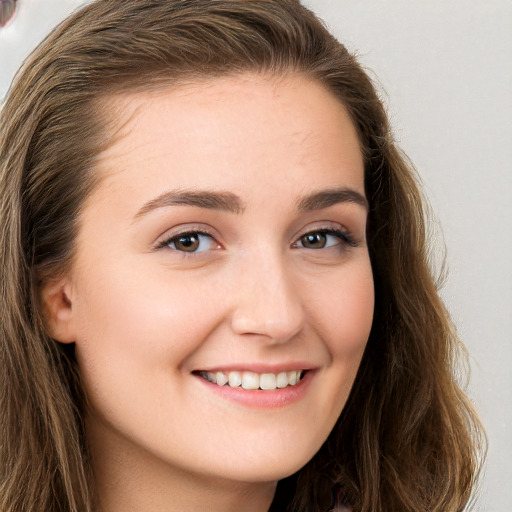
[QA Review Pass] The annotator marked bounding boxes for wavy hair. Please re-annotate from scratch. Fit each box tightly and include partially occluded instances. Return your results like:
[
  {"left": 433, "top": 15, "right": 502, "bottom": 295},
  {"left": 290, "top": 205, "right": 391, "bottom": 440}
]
[{"left": 0, "top": 1, "right": 484, "bottom": 511}]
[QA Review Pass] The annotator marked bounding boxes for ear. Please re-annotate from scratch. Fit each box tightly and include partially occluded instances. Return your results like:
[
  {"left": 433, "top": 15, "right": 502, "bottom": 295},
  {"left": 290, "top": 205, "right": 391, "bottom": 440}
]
[{"left": 40, "top": 278, "right": 77, "bottom": 344}]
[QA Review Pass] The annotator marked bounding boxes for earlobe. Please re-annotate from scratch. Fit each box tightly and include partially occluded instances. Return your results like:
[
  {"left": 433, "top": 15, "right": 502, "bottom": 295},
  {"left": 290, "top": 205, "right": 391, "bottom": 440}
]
[{"left": 40, "top": 279, "right": 77, "bottom": 344}]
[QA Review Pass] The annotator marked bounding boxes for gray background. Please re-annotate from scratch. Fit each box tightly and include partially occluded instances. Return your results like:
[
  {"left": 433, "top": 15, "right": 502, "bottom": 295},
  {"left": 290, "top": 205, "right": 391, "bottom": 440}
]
[{"left": 1, "top": 1, "right": 510, "bottom": 510}]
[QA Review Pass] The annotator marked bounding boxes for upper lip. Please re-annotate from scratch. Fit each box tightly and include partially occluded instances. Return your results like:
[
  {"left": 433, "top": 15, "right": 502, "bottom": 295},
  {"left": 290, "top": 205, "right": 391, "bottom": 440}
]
[{"left": 193, "top": 362, "right": 318, "bottom": 374}]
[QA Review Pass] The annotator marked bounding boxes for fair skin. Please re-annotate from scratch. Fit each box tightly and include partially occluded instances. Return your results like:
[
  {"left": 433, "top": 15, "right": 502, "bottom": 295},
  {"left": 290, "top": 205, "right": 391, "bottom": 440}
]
[{"left": 44, "top": 73, "right": 374, "bottom": 512}]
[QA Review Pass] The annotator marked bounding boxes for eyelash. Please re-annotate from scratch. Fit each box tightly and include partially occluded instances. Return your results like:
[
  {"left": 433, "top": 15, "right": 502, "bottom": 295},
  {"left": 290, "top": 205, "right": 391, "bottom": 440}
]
[
  {"left": 295, "top": 228, "right": 357, "bottom": 250},
  {"left": 156, "top": 227, "right": 357, "bottom": 254},
  {"left": 156, "top": 229, "right": 218, "bottom": 253}
]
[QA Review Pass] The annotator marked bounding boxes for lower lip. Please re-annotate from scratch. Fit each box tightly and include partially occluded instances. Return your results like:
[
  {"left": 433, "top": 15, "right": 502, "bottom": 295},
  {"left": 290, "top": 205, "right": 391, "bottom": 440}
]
[{"left": 194, "top": 371, "right": 314, "bottom": 408}]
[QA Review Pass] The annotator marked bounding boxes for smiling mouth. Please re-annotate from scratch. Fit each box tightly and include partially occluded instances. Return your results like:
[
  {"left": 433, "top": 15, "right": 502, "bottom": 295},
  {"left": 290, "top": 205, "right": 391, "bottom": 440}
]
[{"left": 196, "top": 370, "right": 305, "bottom": 391}]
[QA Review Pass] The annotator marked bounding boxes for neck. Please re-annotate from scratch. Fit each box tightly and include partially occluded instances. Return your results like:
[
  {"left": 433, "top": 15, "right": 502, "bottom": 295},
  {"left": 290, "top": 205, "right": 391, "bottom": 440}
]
[{"left": 87, "top": 416, "right": 277, "bottom": 512}]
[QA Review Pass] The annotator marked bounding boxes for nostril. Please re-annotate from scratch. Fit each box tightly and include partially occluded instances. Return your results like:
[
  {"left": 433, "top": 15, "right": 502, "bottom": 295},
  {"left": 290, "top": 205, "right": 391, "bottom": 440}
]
[{"left": 0, "top": 0, "right": 18, "bottom": 28}]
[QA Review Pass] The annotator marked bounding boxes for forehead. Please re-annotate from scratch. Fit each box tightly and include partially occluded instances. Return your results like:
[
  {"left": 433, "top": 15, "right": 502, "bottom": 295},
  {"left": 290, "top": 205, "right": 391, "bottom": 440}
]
[{"left": 91, "top": 73, "right": 364, "bottom": 205}]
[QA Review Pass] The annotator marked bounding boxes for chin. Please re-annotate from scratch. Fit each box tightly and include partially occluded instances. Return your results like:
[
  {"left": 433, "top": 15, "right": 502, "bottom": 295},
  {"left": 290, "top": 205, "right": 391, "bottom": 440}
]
[{"left": 203, "top": 439, "right": 323, "bottom": 484}]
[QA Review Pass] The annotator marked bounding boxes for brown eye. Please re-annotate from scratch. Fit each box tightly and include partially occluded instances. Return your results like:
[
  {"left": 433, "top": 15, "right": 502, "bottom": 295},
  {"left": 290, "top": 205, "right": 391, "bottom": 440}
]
[
  {"left": 164, "top": 232, "right": 218, "bottom": 253},
  {"left": 174, "top": 234, "right": 200, "bottom": 252},
  {"left": 296, "top": 229, "right": 352, "bottom": 250},
  {"left": 301, "top": 232, "right": 327, "bottom": 249}
]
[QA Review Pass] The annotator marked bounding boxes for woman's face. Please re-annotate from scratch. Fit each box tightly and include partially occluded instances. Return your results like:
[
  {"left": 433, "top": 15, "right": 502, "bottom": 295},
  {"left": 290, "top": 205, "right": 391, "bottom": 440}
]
[{"left": 54, "top": 74, "right": 374, "bottom": 486}]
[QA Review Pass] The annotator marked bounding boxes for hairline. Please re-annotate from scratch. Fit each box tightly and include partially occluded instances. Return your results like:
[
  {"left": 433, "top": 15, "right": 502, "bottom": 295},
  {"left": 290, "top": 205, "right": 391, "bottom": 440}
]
[{"left": 86, "top": 67, "right": 367, "bottom": 203}]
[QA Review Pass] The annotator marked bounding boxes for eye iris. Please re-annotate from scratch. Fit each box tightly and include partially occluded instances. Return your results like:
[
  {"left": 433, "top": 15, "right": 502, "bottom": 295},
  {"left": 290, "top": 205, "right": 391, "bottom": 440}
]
[
  {"left": 302, "top": 232, "right": 327, "bottom": 249},
  {"left": 175, "top": 234, "right": 199, "bottom": 252}
]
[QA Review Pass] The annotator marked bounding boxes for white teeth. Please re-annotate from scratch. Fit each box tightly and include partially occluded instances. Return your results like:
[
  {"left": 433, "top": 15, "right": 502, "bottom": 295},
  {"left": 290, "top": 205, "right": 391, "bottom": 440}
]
[
  {"left": 228, "top": 371, "right": 242, "bottom": 388},
  {"left": 276, "top": 371, "right": 289, "bottom": 388},
  {"left": 216, "top": 371, "right": 228, "bottom": 386},
  {"left": 241, "top": 372, "right": 259, "bottom": 390},
  {"left": 200, "top": 370, "right": 304, "bottom": 390},
  {"left": 260, "top": 373, "right": 277, "bottom": 390},
  {"left": 287, "top": 370, "right": 298, "bottom": 386}
]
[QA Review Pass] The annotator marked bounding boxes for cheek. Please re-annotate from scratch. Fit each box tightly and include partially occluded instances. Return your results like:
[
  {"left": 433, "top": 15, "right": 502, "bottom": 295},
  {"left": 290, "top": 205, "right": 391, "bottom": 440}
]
[
  {"left": 71, "top": 260, "right": 223, "bottom": 394},
  {"left": 295, "top": 258, "right": 374, "bottom": 436},
  {"left": 313, "top": 259, "right": 374, "bottom": 358}
]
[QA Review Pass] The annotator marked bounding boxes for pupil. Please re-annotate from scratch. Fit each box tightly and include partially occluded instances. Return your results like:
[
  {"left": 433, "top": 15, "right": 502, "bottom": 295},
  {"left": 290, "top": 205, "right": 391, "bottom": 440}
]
[
  {"left": 304, "top": 233, "right": 326, "bottom": 248},
  {"left": 177, "top": 234, "right": 199, "bottom": 251}
]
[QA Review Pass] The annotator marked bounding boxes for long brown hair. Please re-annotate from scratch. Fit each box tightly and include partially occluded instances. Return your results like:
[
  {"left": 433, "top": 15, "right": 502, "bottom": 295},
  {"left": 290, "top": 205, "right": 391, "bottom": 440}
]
[{"left": 0, "top": 1, "right": 484, "bottom": 511}]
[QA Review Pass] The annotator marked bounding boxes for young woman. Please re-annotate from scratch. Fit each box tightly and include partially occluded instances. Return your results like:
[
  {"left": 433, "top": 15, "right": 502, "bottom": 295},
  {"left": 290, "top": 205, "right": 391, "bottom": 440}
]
[{"left": 0, "top": 1, "right": 484, "bottom": 511}]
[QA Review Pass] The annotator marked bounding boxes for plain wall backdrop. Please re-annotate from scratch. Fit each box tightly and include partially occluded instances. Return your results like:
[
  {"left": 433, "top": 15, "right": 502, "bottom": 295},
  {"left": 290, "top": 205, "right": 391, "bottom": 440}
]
[{"left": 1, "top": 1, "right": 511, "bottom": 510}]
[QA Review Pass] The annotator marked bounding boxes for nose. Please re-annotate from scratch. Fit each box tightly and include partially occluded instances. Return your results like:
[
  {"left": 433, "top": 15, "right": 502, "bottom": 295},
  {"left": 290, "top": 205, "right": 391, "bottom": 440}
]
[{"left": 230, "top": 249, "right": 305, "bottom": 344}]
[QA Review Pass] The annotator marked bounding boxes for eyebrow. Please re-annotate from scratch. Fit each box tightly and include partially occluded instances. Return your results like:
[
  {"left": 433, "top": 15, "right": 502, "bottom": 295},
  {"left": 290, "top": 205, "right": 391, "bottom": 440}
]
[
  {"left": 296, "top": 188, "right": 369, "bottom": 212},
  {"left": 133, "top": 186, "right": 368, "bottom": 221},
  {"left": 134, "top": 189, "right": 244, "bottom": 219}
]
